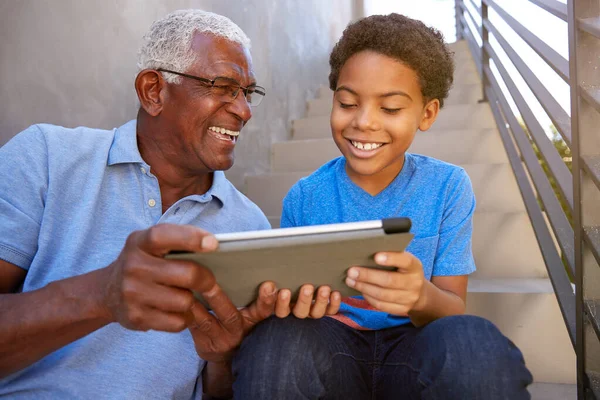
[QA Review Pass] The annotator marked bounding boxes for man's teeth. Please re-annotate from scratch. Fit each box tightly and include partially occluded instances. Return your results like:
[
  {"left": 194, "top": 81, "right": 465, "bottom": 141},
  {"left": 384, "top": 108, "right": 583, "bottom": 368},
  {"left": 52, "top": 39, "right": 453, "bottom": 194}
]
[
  {"left": 209, "top": 126, "right": 240, "bottom": 137},
  {"left": 351, "top": 141, "right": 383, "bottom": 151}
]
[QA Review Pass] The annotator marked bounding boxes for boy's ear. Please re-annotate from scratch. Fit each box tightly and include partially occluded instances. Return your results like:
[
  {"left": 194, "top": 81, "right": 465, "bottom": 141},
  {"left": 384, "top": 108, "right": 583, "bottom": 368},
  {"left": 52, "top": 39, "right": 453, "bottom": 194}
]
[{"left": 418, "top": 98, "right": 440, "bottom": 132}]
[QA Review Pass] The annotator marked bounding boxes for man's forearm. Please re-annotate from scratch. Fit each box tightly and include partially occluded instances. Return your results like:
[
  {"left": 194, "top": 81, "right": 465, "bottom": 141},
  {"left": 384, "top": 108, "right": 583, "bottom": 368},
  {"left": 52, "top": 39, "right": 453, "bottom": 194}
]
[
  {"left": 202, "top": 360, "right": 234, "bottom": 399},
  {"left": 0, "top": 268, "right": 112, "bottom": 378},
  {"left": 408, "top": 280, "right": 466, "bottom": 327}
]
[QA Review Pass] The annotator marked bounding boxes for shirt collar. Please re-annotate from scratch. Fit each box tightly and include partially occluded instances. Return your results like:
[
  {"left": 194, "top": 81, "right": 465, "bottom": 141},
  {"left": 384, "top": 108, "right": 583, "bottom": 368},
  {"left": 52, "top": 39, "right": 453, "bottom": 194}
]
[
  {"left": 107, "top": 120, "right": 144, "bottom": 166},
  {"left": 204, "top": 171, "right": 229, "bottom": 204}
]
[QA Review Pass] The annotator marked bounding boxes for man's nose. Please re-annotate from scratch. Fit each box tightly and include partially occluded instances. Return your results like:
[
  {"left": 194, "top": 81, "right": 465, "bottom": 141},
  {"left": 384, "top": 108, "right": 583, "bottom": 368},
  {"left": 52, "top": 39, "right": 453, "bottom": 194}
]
[{"left": 227, "top": 90, "right": 253, "bottom": 122}]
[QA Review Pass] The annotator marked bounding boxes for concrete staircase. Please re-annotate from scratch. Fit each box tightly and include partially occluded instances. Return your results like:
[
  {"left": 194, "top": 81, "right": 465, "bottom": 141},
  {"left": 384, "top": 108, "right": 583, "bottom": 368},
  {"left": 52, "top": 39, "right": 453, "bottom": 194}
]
[{"left": 243, "top": 40, "right": 576, "bottom": 394}]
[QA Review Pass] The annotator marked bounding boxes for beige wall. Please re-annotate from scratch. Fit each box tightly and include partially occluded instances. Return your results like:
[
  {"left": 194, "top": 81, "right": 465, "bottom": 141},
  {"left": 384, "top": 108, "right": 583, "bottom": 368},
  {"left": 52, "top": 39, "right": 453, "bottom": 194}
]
[{"left": 0, "top": 0, "right": 358, "bottom": 190}]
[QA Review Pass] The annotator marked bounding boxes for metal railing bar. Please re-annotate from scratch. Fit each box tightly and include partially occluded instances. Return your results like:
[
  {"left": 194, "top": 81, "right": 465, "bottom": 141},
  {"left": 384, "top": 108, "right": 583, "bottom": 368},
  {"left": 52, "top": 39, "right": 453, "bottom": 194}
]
[
  {"left": 460, "top": 2, "right": 482, "bottom": 38},
  {"left": 485, "top": 84, "right": 576, "bottom": 346},
  {"left": 483, "top": 0, "right": 570, "bottom": 82},
  {"left": 581, "top": 155, "right": 600, "bottom": 195},
  {"left": 484, "top": 41, "right": 575, "bottom": 212},
  {"left": 579, "top": 16, "right": 600, "bottom": 40},
  {"left": 484, "top": 65, "right": 575, "bottom": 275},
  {"left": 466, "top": 0, "right": 482, "bottom": 17},
  {"left": 580, "top": 84, "right": 600, "bottom": 116},
  {"left": 459, "top": 14, "right": 483, "bottom": 77},
  {"left": 583, "top": 226, "right": 600, "bottom": 275},
  {"left": 528, "top": 0, "right": 568, "bottom": 22},
  {"left": 585, "top": 300, "right": 600, "bottom": 343},
  {"left": 484, "top": 18, "right": 572, "bottom": 146}
]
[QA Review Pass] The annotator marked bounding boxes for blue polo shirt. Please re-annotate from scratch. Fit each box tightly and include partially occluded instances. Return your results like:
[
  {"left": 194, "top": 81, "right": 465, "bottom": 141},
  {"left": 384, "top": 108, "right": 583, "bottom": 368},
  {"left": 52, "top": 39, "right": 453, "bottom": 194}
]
[
  {"left": 281, "top": 154, "right": 476, "bottom": 330},
  {"left": 0, "top": 120, "right": 270, "bottom": 399}
]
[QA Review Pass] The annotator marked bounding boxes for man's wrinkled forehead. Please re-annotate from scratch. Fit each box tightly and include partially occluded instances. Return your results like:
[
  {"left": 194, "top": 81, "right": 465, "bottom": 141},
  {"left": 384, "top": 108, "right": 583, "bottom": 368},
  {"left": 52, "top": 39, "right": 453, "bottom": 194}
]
[{"left": 189, "top": 32, "right": 255, "bottom": 81}]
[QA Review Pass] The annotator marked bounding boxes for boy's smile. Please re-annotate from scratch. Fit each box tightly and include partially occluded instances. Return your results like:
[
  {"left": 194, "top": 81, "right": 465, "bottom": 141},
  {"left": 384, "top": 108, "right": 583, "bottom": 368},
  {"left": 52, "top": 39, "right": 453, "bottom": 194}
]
[{"left": 330, "top": 50, "right": 440, "bottom": 195}]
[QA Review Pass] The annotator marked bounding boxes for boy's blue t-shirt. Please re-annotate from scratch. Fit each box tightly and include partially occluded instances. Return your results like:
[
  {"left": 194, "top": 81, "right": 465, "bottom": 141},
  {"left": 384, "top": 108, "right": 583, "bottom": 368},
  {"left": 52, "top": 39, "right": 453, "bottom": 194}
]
[{"left": 280, "top": 154, "right": 476, "bottom": 330}]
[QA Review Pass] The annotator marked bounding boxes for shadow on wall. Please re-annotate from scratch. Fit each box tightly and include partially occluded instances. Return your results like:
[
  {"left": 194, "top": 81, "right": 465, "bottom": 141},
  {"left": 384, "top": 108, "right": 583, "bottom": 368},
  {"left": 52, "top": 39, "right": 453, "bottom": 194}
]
[{"left": 0, "top": 0, "right": 358, "bottom": 190}]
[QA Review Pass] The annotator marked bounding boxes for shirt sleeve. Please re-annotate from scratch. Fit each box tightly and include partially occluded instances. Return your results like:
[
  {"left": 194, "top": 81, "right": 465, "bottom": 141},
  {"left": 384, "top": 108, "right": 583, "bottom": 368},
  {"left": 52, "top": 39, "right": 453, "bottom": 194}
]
[
  {"left": 280, "top": 181, "right": 303, "bottom": 228},
  {"left": 0, "top": 125, "right": 49, "bottom": 270},
  {"left": 432, "top": 168, "right": 477, "bottom": 276}
]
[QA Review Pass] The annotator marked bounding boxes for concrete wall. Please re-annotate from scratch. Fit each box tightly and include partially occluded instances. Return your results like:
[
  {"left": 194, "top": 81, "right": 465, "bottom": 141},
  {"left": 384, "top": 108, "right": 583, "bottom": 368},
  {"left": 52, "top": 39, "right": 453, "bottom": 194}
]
[{"left": 0, "top": 0, "right": 357, "bottom": 190}]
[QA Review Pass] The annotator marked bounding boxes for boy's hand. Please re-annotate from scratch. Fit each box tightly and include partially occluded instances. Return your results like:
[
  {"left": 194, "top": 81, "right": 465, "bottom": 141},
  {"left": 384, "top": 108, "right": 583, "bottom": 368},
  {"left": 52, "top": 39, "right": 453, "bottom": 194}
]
[
  {"left": 274, "top": 284, "right": 341, "bottom": 319},
  {"left": 345, "top": 252, "right": 427, "bottom": 316}
]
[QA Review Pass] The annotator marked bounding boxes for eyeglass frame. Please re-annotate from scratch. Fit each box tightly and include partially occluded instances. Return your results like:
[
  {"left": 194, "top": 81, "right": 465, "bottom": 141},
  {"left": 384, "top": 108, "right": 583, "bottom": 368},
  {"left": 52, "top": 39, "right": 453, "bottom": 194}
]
[{"left": 156, "top": 68, "right": 266, "bottom": 107}]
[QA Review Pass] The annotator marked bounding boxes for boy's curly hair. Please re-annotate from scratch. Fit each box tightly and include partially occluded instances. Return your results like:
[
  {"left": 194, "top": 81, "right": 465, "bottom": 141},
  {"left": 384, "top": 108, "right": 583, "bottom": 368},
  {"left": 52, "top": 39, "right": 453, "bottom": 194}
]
[{"left": 329, "top": 13, "right": 454, "bottom": 107}]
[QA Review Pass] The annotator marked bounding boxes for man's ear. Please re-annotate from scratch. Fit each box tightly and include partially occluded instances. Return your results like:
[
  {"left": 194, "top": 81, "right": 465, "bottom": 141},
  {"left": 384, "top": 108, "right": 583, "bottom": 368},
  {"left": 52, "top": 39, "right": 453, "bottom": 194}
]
[
  {"left": 418, "top": 98, "right": 440, "bottom": 132},
  {"left": 135, "top": 69, "right": 166, "bottom": 117}
]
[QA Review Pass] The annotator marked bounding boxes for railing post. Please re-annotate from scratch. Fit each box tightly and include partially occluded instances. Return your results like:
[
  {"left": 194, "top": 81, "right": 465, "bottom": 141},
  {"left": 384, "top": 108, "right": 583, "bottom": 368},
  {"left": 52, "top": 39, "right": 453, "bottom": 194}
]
[
  {"left": 481, "top": 1, "right": 489, "bottom": 102},
  {"left": 569, "top": 0, "right": 600, "bottom": 398},
  {"left": 455, "top": 0, "right": 464, "bottom": 40}
]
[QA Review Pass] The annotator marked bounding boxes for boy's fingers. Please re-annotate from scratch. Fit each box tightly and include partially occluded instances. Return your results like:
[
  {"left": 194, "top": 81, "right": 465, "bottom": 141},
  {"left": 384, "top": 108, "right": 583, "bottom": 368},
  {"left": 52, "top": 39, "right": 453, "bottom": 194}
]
[
  {"left": 346, "top": 278, "right": 404, "bottom": 303},
  {"left": 347, "top": 266, "right": 400, "bottom": 289},
  {"left": 326, "top": 291, "right": 342, "bottom": 315},
  {"left": 275, "top": 289, "right": 292, "bottom": 318},
  {"left": 292, "top": 284, "right": 314, "bottom": 319},
  {"left": 309, "top": 286, "right": 331, "bottom": 318},
  {"left": 374, "top": 251, "right": 419, "bottom": 272}
]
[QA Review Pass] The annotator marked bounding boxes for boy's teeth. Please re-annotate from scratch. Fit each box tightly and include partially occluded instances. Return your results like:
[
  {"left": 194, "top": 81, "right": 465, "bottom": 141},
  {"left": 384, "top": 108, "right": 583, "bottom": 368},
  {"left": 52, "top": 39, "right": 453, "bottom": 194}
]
[{"left": 351, "top": 140, "right": 382, "bottom": 151}]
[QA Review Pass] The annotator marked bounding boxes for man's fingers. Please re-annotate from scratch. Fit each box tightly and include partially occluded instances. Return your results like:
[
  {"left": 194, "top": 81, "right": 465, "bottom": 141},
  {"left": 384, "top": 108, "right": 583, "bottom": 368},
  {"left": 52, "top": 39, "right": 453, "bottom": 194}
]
[
  {"left": 134, "top": 224, "right": 218, "bottom": 257},
  {"left": 292, "top": 284, "right": 314, "bottom": 319},
  {"left": 150, "top": 258, "right": 217, "bottom": 294},
  {"left": 309, "top": 286, "right": 331, "bottom": 318},
  {"left": 133, "top": 307, "right": 189, "bottom": 332},
  {"left": 135, "top": 283, "right": 196, "bottom": 313},
  {"left": 188, "top": 299, "right": 222, "bottom": 337},
  {"left": 242, "top": 281, "right": 278, "bottom": 331},
  {"left": 275, "top": 289, "right": 292, "bottom": 318},
  {"left": 197, "top": 282, "right": 243, "bottom": 335}
]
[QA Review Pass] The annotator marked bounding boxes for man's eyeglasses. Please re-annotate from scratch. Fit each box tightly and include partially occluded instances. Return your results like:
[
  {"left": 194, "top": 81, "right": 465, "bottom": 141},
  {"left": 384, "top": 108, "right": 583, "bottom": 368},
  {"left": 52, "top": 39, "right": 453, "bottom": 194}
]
[{"left": 157, "top": 68, "right": 266, "bottom": 107}]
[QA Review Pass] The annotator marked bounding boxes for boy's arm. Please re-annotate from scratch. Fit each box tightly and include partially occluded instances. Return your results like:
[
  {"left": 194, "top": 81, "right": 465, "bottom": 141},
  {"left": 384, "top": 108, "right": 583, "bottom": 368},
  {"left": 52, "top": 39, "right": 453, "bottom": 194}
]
[{"left": 408, "top": 275, "right": 467, "bottom": 327}]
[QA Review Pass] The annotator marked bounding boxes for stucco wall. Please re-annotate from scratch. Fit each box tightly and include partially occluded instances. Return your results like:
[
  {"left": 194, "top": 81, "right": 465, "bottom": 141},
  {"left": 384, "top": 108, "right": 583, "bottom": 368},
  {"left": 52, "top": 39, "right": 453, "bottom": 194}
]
[{"left": 0, "top": 0, "right": 359, "bottom": 190}]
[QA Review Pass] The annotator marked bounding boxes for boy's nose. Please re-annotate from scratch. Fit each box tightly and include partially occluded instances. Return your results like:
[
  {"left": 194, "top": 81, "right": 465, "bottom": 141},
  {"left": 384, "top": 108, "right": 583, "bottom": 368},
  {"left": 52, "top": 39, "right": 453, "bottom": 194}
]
[{"left": 353, "top": 106, "right": 381, "bottom": 132}]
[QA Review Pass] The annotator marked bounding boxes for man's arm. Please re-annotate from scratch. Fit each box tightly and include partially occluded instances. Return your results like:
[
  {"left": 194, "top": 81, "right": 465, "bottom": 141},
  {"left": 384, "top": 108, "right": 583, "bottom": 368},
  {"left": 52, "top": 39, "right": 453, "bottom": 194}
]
[
  {"left": 0, "top": 224, "right": 231, "bottom": 379},
  {"left": 0, "top": 260, "right": 113, "bottom": 378}
]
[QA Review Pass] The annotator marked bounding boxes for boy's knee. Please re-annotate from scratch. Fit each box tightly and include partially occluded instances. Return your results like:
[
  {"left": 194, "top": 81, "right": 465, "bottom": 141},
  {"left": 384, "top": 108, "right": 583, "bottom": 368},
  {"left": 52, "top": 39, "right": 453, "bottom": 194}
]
[{"left": 419, "top": 315, "right": 531, "bottom": 388}]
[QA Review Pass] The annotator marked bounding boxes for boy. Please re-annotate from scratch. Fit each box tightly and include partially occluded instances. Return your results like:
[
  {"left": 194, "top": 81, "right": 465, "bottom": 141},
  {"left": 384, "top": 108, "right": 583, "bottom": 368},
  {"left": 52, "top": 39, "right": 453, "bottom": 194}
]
[{"left": 233, "top": 14, "right": 533, "bottom": 399}]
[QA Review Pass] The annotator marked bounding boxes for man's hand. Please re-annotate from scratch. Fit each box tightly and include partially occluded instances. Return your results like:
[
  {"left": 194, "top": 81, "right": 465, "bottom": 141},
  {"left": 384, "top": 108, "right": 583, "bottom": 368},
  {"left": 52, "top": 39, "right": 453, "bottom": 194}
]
[
  {"left": 273, "top": 285, "right": 341, "bottom": 319},
  {"left": 102, "top": 224, "right": 220, "bottom": 332},
  {"left": 344, "top": 252, "right": 427, "bottom": 316},
  {"left": 187, "top": 280, "right": 278, "bottom": 362}
]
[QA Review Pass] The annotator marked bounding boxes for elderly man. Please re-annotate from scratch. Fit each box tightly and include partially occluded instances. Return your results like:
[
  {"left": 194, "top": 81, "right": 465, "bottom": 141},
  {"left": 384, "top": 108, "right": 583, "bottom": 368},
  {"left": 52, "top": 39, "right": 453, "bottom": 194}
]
[{"left": 0, "top": 9, "right": 281, "bottom": 399}]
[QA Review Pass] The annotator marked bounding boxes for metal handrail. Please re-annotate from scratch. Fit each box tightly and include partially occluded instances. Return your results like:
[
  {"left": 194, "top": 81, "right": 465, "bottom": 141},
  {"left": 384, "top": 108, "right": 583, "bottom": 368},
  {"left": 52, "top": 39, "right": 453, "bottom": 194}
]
[
  {"left": 484, "top": 82, "right": 576, "bottom": 344},
  {"left": 529, "top": 0, "right": 568, "bottom": 21},
  {"left": 482, "top": 0, "right": 570, "bottom": 81},
  {"left": 456, "top": 0, "right": 600, "bottom": 397}
]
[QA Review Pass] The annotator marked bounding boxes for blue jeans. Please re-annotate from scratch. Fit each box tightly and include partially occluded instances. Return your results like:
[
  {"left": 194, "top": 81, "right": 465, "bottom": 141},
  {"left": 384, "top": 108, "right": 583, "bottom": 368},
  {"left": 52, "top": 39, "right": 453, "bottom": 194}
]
[{"left": 232, "top": 315, "right": 533, "bottom": 399}]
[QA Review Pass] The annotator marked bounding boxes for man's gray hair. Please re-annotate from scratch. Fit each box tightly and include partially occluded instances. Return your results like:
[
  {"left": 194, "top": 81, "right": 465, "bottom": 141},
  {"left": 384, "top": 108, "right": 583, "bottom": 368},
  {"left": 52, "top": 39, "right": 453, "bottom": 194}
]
[{"left": 137, "top": 9, "right": 251, "bottom": 84}]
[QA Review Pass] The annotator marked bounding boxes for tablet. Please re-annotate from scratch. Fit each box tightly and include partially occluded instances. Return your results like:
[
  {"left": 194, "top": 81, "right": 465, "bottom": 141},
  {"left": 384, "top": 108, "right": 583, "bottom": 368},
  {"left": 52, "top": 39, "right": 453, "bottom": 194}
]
[{"left": 167, "top": 217, "right": 413, "bottom": 307}]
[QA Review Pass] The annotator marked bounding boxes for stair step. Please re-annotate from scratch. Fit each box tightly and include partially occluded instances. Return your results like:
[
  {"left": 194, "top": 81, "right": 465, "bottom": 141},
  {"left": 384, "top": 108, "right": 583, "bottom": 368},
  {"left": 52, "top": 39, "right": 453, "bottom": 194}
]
[
  {"left": 529, "top": 383, "right": 576, "bottom": 399},
  {"left": 271, "top": 129, "right": 507, "bottom": 172},
  {"left": 246, "top": 163, "right": 525, "bottom": 217},
  {"left": 307, "top": 83, "right": 483, "bottom": 117},
  {"left": 293, "top": 103, "right": 496, "bottom": 140},
  {"left": 266, "top": 211, "right": 546, "bottom": 279},
  {"left": 466, "top": 280, "right": 576, "bottom": 384}
]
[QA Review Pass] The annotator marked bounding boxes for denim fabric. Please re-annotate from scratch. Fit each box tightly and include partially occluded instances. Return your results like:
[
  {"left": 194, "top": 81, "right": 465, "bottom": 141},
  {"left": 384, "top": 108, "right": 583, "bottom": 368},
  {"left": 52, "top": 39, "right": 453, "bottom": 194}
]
[{"left": 232, "top": 315, "right": 533, "bottom": 399}]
